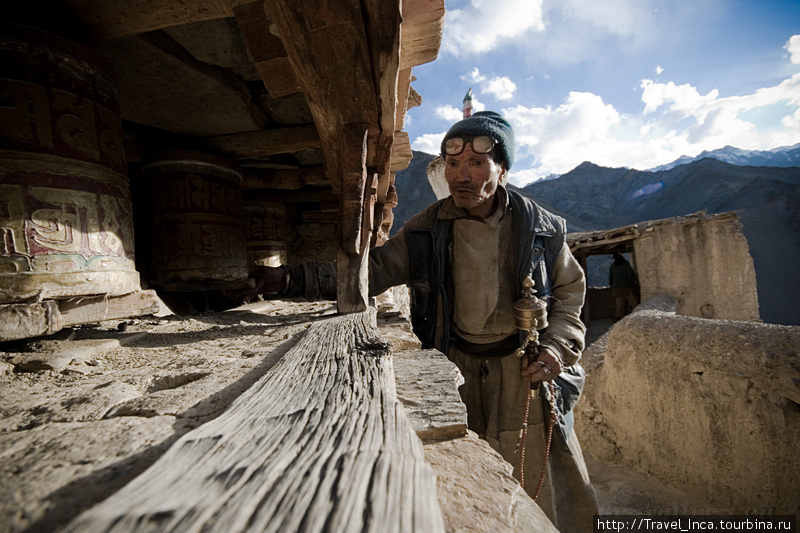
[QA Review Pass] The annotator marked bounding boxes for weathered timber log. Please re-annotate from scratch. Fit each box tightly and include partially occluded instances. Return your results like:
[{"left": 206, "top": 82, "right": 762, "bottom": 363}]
[
  {"left": 63, "top": 310, "right": 446, "bottom": 533},
  {"left": 361, "top": 0, "right": 402, "bottom": 208}
]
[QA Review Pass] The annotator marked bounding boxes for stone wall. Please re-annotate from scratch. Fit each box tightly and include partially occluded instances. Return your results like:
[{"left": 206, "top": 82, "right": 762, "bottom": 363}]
[
  {"left": 576, "top": 296, "right": 800, "bottom": 514},
  {"left": 634, "top": 213, "right": 760, "bottom": 321}
]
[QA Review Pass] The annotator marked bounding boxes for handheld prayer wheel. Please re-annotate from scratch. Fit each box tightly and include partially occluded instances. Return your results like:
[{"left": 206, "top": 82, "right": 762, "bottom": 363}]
[{"left": 514, "top": 276, "right": 548, "bottom": 355}]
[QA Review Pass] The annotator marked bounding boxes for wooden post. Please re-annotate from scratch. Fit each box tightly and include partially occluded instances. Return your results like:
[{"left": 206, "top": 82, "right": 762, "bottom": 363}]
[{"left": 337, "top": 124, "right": 374, "bottom": 314}]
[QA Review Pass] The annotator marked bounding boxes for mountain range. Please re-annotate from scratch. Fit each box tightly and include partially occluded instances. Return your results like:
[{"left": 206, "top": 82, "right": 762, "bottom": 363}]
[
  {"left": 647, "top": 143, "right": 800, "bottom": 172},
  {"left": 392, "top": 148, "right": 800, "bottom": 326}
]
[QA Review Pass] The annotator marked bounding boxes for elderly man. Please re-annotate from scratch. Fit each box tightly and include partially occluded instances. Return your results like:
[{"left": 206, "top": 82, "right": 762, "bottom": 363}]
[{"left": 249, "top": 111, "right": 598, "bottom": 531}]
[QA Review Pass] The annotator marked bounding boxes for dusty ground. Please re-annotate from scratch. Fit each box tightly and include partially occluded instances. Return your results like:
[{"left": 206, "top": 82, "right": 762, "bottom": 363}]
[{"left": 0, "top": 301, "right": 702, "bottom": 533}]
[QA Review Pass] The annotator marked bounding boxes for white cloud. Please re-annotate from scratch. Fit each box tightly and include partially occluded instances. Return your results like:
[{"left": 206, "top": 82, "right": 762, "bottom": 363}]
[
  {"left": 493, "top": 73, "right": 800, "bottom": 186},
  {"left": 785, "top": 34, "right": 800, "bottom": 64},
  {"left": 435, "top": 105, "right": 465, "bottom": 123},
  {"left": 442, "top": 0, "right": 545, "bottom": 56},
  {"left": 485, "top": 77, "right": 517, "bottom": 100},
  {"left": 463, "top": 68, "right": 517, "bottom": 101},
  {"left": 641, "top": 80, "right": 720, "bottom": 115},
  {"left": 655, "top": 65, "right": 664, "bottom": 75},
  {"left": 411, "top": 132, "right": 445, "bottom": 155},
  {"left": 533, "top": 0, "right": 678, "bottom": 66}
]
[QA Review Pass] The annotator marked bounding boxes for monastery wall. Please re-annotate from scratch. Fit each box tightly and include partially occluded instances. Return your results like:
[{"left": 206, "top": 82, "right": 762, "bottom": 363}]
[
  {"left": 633, "top": 213, "right": 760, "bottom": 321},
  {"left": 576, "top": 296, "right": 800, "bottom": 514}
]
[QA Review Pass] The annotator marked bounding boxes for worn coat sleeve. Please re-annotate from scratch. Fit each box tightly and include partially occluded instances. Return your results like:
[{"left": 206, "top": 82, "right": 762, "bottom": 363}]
[
  {"left": 540, "top": 242, "right": 587, "bottom": 367},
  {"left": 368, "top": 228, "right": 411, "bottom": 296},
  {"left": 284, "top": 229, "right": 411, "bottom": 300}
]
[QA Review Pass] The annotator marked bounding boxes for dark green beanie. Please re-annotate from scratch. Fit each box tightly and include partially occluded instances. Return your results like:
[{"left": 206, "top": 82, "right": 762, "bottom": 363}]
[{"left": 440, "top": 110, "right": 515, "bottom": 169}]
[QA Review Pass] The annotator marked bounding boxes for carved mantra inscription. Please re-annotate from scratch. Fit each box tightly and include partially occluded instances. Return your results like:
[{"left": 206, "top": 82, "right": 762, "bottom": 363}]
[
  {"left": 0, "top": 30, "right": 132, "bottom": 276},
  {"left": 0, "top": 39, "right": 126, "bottom": 175},
  {"left": 146, "top": 167, "right": 246, "bottom": 275},
  {"left": 0, "top": 171, "right": 135, "bottom": 274}
]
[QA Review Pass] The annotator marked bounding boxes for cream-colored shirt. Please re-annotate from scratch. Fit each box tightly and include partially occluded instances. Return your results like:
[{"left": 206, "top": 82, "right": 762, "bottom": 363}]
[{"left": 451, "top": 193, "right": 518, "bottom": 343}]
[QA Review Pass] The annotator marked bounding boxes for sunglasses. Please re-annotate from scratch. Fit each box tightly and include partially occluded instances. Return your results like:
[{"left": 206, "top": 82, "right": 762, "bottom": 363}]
[{"left": 444, "top": 135, "right": 497, "bottom": 156}]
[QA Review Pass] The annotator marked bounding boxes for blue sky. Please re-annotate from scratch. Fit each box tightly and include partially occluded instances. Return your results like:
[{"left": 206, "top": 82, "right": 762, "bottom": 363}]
[{"left": 405, "top": 0, "right": 800, "bottom": 186}]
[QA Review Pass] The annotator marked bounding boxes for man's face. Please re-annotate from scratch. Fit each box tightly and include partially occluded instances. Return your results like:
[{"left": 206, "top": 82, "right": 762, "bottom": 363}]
[{"left": 444, "top": 143, "right": 506, "bottom": 219}]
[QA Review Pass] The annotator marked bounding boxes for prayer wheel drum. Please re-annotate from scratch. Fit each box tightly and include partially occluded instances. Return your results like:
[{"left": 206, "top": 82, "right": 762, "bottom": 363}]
[
  {"left": 142, "top": 151, "right": 247, "bottom": 289},
  {"left": 244, "top": 203, "right": 287, "bottom": 272},
  {"left": 0, "top": 24, "right": 138, "bottom": 304}
]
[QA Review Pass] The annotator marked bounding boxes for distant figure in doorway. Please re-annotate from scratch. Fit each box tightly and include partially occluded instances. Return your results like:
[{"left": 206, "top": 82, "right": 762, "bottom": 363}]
[{"left": 609, "top": 252, "right": 639, "bottom": 318}]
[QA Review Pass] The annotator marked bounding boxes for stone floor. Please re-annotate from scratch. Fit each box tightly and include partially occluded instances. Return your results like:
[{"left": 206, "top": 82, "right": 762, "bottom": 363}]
[{"left": 0, "top": 303, "right": 705, "bottom": 533}]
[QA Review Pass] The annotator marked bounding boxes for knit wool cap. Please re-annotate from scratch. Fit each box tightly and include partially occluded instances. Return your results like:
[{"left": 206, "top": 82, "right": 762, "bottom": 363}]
[{"left": 440, "top": 110, "right": 515, "bottom": 169}]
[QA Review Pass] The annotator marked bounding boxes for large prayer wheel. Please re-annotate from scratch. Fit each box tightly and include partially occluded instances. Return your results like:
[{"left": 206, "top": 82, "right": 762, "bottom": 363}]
[
  {"left": 0, "top": 24, "right": 138, "bottom": 304},
  {"left": 142, "top": 150, "right": 247, "bottom": 289},
  {"left": 244, "top": 203, "right": 287, "bottom": 273}
]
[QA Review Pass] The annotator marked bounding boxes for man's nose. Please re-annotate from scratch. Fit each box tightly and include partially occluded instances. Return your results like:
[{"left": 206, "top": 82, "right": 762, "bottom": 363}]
[{"left": 454, "top": 163, "right": 471, "bottom": 182}]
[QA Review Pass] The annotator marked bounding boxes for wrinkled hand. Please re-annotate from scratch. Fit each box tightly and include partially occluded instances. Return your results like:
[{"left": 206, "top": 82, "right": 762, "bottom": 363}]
[
  {"left": 520, "top": 344, "right": 562, "bottom": 382},
  {"left": 228, "top": 266, "right": 287, "bottom": 304}
]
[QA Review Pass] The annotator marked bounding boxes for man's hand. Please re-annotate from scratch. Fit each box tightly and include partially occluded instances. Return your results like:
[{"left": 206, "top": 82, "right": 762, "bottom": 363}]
[
  {"left": 229, "top": 266, "right": 287, "bottom": 304},
  {"left": 521, "top": 344, "right": 562, "bottom": 382}
]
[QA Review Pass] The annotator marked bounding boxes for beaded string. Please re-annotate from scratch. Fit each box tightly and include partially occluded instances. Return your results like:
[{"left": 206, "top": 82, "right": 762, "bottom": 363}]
[{"left": 516, "top": 319, "right": 557, "bottom": 502}]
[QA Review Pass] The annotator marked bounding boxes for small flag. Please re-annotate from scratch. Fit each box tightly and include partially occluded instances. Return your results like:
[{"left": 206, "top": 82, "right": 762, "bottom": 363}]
[{"left": 463, "top": 88, "right": 473, "bottom": 118}]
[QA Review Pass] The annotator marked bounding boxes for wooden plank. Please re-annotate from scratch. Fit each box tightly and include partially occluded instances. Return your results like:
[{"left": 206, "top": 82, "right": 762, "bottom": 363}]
[
  {"left": 337, "top": 124, "right": 372, "bottom": 314},
  {"left": 202, "top": 125, "right": 321, "bottom": 159},
  {"left": 0, "top": 291, "right": 161, "bottom": 342},
  {"left": 362, "top": 0, "right": 402, "bottom": 202},
  {"left": 234, "top": 1, "right": 302, "bottom": 98},
  {"left": 58, "top": 291, "right": 162, "bottom": 326},
  {"left": 390, "top": 131, "right": 413, "bottom": 171},
  {"left": 0, "top": 301, "right": 61, "bottom": 342},
  {"left": 247, "top": 187, "right": 336, "bottom": 205},
  {"left": 241, "top": 167, "right": 330, "bottom": 190},
  {"left": 63, "top": 310, "right": 446, "bottom": 533},
  {"left": 395, "top": 67, "right": 414, "bottom": 131},
  {"left": 399, "top": 0, "right": 446, "bottom": 69}
]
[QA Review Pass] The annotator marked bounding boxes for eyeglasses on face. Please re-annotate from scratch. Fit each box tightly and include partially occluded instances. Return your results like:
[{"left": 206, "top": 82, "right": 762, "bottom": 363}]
[{"left": 444, "top": 135, "right": 497, "bottom": 156}]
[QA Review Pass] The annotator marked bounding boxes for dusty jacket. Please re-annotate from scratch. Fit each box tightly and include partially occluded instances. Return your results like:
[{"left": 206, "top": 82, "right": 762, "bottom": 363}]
[{"left": 285, "top": 188, "right": 586, "bottom": 366}]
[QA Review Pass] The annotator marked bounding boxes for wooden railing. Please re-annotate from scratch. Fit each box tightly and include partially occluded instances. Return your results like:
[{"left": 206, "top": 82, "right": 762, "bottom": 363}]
[{"left": 64, "top": 310, "right": 445, "bottom": 533}]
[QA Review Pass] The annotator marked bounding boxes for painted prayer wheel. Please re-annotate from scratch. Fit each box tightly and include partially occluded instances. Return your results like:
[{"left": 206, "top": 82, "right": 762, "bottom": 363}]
[
  {"left": 244, "top": 203, "right": 287, "bottom": 273},
  {"left": 142, "top": 150, "right": 247, "bottom": 289},
  {"left": 0, "top": 24, "right": 139, "bottom": 304}
]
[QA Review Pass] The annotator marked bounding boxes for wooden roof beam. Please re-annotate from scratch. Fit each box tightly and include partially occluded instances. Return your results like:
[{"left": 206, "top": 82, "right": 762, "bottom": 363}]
[
  {"left": 241, "top": 167, "right": 329, "bottom": 190},
  {"left": 234, "top": 1, "right": 302, "bottom": 98},
  {"left": 400, "top": 0, "right": 445, "bottom": 69},
  {"left": 202, "top": 125, "right": 320, "bottom": 160},
  {"left": 51, "top": 0, "right": 255, "bottom": 41}
]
